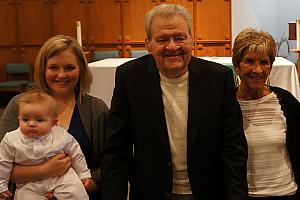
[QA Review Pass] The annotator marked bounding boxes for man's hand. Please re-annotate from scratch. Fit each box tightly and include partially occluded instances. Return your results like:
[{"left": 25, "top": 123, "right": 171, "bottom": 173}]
[{"left": 81, "top": 178, "right": 91, "bottom": 190}]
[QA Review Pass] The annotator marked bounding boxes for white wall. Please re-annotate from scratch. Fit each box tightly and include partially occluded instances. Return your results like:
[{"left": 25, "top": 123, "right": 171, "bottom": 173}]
[{"left": 232, "top": 0, "right": 300, "bottom": 62}]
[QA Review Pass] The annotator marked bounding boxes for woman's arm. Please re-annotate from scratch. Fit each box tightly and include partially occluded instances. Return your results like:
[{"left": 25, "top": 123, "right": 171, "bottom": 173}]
[
  {"left": 10, "top": 153, "right": 71, "bottom": 183},
  {"left": 0, "top": 95, "right": 20, "bottom": 141},
  {"left": 79, "top": 96, "right": 109, "bottom": 193}
]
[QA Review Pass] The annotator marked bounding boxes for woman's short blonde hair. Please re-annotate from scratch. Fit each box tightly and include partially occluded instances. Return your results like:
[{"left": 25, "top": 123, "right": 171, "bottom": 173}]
[
  {"left": 34, "top": 35, "right": 92, "bottom": 104},
  {"left": 232, "top": 28, "right": 277, "bottom": 67}
]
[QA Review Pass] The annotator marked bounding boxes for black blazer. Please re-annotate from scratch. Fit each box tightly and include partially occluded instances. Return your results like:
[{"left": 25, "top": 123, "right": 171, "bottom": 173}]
[{"left": 101, "top": 55, "right": 248, "bottom": 200}]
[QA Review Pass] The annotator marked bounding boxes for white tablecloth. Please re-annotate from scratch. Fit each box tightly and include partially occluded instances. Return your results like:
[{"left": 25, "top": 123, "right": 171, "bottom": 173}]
[{"left": 89, "top": 57, "right": 300, "bottom": 107}]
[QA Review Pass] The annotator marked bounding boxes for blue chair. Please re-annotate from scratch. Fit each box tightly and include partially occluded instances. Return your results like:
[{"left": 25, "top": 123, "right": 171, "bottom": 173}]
[
  {"left": 92, "top": 50, "right": 119, "bottom": 62},
  {"left": 0, "top": 63, "right": 32, "bottom": 93},
  {"left": 130, "top": 50, "right": 148, "bottom": 58}
]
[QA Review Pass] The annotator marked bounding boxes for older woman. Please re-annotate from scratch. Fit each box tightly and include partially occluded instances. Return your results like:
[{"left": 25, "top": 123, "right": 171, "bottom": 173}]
[
  {"left": 232, "top": 28, "right": 300, "bottom": 200},
  {"left": 0, "top": 35, "right": 108, "bottom": 199}
]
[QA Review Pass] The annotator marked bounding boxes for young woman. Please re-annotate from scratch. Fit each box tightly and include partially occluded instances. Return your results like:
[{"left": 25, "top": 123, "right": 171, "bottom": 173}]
[{"left": 0, "top": 35, "right": 108, "bottom": 199}]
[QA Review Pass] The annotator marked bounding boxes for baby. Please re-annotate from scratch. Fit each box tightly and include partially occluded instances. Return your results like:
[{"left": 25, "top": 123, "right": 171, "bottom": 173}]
[{"left": 0, "top": 90, "right": 91, "bottom": 199}]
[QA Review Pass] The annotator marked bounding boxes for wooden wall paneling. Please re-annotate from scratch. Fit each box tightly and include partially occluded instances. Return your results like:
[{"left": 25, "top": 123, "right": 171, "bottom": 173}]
[
  {"left": 51, "top": 0, "right": 86, "bottom": 41},
  {"left": 122, "top": 0, "right": 156, "bottom": 43},
  {"left": 87, "top": 0, "right": 122, "bottom": 44},
  {"left": 124, "top": 44, "right": 148, "bottom": 58},
  {"left": 19, "top": 46, "right": 40, "bottom": 65},
  {"left": 194, "top": 0, "right": 231, "bottom": 41},
  {"left": 0, "top": 0, "right": 233, "bottom": 69},
  {"left": 87, "top": 0, "right": 123, "bottom": 56},
  {"left": 0, "top": 0, "right": 17, "bottom": 81},
  {"left": 19, "top": 46, "right": 39, "bottom": 78},
  {"left": 90, "top": 44, "right": 123, "bottom": 61},
  {"left": 0, "top": 0, "right": 17, "bottom": 46},
  {"left": 0, "top": 47, "right": 19, "bottom": 81},
  {"left": 16, "top": 0, "right": 52, "bottom": 46},
  {"left": 195, "top": 42, "right": 231, "bottom": 57}
]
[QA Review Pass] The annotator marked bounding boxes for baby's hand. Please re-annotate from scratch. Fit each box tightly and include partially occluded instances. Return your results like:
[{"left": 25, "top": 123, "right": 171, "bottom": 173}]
[
  {"left": 81, "top": 178, "right": 91, "bottom": 190},
  {"left": 0, "top": 190, "right": 12, "bottom": 198}
]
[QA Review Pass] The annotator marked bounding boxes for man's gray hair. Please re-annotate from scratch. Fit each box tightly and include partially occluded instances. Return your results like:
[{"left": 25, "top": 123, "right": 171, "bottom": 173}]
[{"left": 144, "top": 4, "right": 192, "bottom": 39}]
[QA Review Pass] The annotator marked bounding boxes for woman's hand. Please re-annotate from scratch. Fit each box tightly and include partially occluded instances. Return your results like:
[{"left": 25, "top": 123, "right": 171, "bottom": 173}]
[
  {"left": 40, "top": 153, "right": 72, "bottom": 178},
  {"left": 11, "top": 153, "right": 71, "bottom": 183}
]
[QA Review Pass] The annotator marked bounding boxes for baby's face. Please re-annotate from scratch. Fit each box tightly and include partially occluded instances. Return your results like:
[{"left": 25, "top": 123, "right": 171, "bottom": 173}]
[{"left": 18, "top": 103, "right": 56, "bottom": 138}]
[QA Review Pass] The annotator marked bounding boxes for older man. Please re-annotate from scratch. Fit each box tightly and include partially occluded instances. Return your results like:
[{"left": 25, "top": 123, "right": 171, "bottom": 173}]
[{"left": 101, "top": 4, "right": 248, "bottom": 200}]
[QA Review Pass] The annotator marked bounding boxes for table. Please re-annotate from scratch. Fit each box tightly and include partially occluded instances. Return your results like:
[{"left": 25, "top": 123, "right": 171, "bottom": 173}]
[
  {"left": 89, "top": 57, "right": 300, "bottom": 107},
  {"left": 291, "top": 49, "right": 300, "bottom": 80}
]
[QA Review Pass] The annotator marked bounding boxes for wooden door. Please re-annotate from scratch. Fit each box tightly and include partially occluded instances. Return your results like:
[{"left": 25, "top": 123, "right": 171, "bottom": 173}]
[
  {"left": 51, "top": 0, "right": 86, "bottom": 41},
  {"left": 0, "top": 0, "right": 17, "bottom": 46},
  {"left": 87, "top": 0, "right": 122, "bottom": 44},
  {"left": 86, "top": 0, "right": 123, "bottom": 57},
  {"left": 16, "top": 0, "right": 52, "bottom": 45},
  {"left": 0, "top": 0, "right": 17, "bottom": 80},
  {"left": 196, "top": 43, "right": 231, "bottom": 56},
  {"left": 122, "top": 0, "right": 156, "bottom": 43},
  {"left": 194, "top": 0, "right": 231, "bottom": 41},
  {"left": 19, "top": 47, "right": 40, "bottom": 68},
  {"left": 194, "top": 0, "right": 231, "bottom": 56},
  {"left": 122, "top": 0, "right": 156, "bottom": 57},
  {"left": 0, "top": 48, "right": 19, "bottom": 81}
]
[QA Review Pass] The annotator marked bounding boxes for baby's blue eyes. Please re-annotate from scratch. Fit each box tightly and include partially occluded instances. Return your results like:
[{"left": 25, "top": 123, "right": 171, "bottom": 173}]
[{"left": 21, "top": 119, "right": 45, "bottom": 122}]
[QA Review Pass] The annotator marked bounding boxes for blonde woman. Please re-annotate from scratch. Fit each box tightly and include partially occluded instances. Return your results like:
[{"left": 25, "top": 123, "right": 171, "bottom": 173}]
[
  {"left": 233, "top": 28, "right": 300, "bottom": 200},
  {"left": 0, "top": 35, "right": 108, "bottom": 199}
]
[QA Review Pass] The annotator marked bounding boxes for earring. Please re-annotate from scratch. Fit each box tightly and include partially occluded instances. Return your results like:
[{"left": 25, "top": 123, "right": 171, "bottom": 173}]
[
  {"left": 265, "top": 76, "right": 270, "bottom": 86},
  {"left": 235, "top": 75, "right": 240, "bottom": 88}
]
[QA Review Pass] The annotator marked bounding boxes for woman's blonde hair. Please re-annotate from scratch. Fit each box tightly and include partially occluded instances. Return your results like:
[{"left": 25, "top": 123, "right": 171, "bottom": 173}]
[
  {"left": 232, "top": 28, "right": 277, "bottom": 68},
  {"left": 34, "top": 35, "right": 92, "bottom": 104}
]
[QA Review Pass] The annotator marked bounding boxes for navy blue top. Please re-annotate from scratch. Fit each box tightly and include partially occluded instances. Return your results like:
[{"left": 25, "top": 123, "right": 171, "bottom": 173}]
[{"left": 68, "top": 104, "right": 92, "bottom": 168}]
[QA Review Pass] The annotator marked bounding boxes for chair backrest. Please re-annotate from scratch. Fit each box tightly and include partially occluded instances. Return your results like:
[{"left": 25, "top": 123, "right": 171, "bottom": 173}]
[
  {"left": 222, "top": 63, "right": 237, "bottom": 83},
  {"left": 130, "top": 50, "right": 148, "bottom": 58},
  {"left": 5, "top": 63, "right": 31, "bottom": 81},
  {"left": 92, "top": 50, "right": 119, "bottom": 62}
]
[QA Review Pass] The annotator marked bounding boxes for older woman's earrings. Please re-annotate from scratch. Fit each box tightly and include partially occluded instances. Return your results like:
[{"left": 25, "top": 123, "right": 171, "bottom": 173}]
[
  {"left": 265, "top": 77, "right": 270, "bottom": 86},
  {"left": 235, "top": 75, "right": 240, "bottom": 88}
]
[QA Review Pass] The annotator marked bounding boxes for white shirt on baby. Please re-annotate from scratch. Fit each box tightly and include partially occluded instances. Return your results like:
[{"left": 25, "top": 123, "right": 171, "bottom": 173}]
[{"left": 0, "top": 125, "right": 91, "bottom": 193}]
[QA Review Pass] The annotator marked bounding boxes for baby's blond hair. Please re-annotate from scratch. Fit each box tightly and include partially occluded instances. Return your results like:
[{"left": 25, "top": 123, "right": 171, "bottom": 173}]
[{"left": 18, "top": 90, "right": 58, "bottom": 117}]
